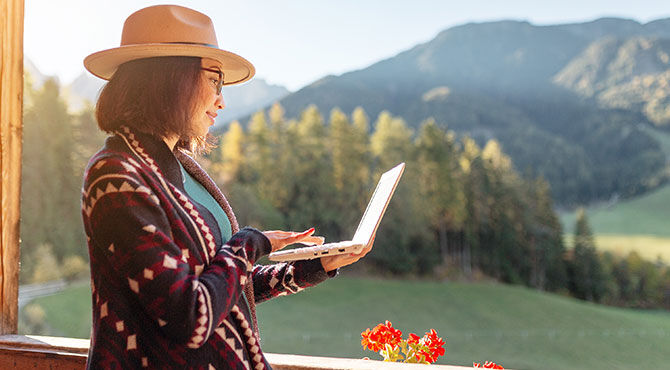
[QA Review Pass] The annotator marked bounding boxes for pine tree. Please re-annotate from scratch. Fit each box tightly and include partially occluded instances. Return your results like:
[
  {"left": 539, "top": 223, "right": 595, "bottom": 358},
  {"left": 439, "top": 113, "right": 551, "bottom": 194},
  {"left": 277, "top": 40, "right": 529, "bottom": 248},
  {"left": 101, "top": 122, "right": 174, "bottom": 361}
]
[
  {"left": 328, "top": 107, "right": 371, "bottom": 238},
  {"left": 368, "top": 111, "right": 421, "bottom": 274},
  {"left": 370, "top": 111, "right": 413, "bottom": 167},
  {"left": 216, "top": 120, "right": 246, "bottom": 184},
  {"left": 481, "top": 139, "right": 527, "bottom": 283},
  {"left": 287, "top": 105, "right": 337, "bottom": 236},
  {"left": 350, "top": 107, "right": 373, "bottom": 212},
  {"left": 245, "top": 110, "right": 271, "bottom": 185},
  {"left": 414, "top": 118, "right": 465, "bottom": 272},
  {"left": 568, "top": 209, "right": 607, "bottom": 301},
  {"left": 459, "top": 137, "right": 489, "bottom": 276},
  {"left": 242, "top": 110, "right": 287, "bottom": 227},
  {"left": 525, "top": 177, "right": 567, "bottom": 291}
]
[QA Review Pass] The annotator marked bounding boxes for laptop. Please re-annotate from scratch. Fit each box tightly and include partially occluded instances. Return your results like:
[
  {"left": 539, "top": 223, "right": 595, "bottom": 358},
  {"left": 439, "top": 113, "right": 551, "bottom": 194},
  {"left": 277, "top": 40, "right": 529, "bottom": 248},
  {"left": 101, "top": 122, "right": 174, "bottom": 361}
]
[{"left": 268, "top": 162, "right": 405, "bottom": 262}]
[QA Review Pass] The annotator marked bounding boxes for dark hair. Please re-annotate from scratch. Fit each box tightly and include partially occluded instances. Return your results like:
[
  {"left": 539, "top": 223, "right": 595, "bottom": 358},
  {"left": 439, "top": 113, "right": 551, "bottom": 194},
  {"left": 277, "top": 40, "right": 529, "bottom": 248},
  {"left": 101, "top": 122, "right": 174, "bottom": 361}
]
[{"left": 96, "top": 56, "right": 213, "bottom": 153}]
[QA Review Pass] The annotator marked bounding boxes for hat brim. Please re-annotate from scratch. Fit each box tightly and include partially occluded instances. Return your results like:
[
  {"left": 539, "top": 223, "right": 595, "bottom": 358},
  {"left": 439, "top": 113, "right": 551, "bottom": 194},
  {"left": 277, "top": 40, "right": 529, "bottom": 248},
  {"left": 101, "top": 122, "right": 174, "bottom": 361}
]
[{"left": 84, "top": 43, "right": 255, "bottom": 85}]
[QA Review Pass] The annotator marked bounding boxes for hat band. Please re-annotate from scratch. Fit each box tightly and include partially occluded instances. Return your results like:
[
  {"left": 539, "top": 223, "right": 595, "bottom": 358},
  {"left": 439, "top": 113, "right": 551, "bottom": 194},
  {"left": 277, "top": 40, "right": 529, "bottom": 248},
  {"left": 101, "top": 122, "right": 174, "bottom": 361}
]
[{"left": 161, "top": 41, "right": 218, "bottom": 48}]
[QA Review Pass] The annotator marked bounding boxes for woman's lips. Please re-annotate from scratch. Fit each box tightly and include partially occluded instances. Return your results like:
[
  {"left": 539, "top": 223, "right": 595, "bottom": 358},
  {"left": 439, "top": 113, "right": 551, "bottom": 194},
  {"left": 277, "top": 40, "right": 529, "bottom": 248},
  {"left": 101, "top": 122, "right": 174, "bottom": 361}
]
[{"left": 206, "top": 112, "right": 217, "bottom": 124}]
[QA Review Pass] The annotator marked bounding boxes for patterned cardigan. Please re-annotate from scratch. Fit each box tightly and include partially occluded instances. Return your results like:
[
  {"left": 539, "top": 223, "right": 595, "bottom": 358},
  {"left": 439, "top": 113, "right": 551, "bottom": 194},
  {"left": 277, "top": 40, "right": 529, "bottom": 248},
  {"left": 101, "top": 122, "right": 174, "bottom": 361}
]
[{"left": 81, "top": 127, "right": 335, "bottom": 369}]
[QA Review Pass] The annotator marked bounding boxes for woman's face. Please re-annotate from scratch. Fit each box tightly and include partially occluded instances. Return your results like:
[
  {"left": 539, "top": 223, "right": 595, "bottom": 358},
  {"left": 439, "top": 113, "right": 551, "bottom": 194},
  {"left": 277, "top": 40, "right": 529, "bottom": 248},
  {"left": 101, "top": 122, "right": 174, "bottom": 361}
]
[{"left": 193, "top": 58, "right": 225, "bottom": 136}]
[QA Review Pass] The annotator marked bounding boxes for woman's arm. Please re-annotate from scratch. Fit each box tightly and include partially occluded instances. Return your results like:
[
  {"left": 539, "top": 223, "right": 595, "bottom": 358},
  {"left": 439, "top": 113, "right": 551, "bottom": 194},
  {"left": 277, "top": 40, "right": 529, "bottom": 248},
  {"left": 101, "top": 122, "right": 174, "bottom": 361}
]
[
  {"left": 252, "top": 259, "right": 336, "bottom": 303},
  {"left": 251, "top": 233, "right": 376, "bottom": 303}
]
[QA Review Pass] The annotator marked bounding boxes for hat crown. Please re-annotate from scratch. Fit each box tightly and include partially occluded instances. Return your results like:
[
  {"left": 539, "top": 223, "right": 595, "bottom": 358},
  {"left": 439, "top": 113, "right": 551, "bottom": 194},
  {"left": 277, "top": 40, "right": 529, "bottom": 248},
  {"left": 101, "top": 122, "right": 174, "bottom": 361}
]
[
  {"left": 84, "top": 4, "right": 254, "bottom": 84},
  {"left": 120, "top": 5, "right": 219, "bottom": 47}
]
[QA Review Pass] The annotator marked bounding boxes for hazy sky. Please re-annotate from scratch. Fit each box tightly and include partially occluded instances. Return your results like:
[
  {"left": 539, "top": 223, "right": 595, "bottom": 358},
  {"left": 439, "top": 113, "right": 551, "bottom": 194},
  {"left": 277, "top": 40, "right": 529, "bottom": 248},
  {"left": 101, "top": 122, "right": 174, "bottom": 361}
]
[{"left": 24, "top": 0, "right": 670, "bottom": 91}]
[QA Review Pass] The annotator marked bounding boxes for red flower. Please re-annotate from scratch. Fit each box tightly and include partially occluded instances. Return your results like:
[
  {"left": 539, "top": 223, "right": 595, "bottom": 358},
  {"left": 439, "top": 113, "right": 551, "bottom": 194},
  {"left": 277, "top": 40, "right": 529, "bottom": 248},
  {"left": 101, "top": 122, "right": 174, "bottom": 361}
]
[
  {"left": 473, "top": 361, "right": 504, "bottom": 369},
  {"left": 362, "top": 322, "right": 445, "bottom": 364},
  {"left": 407, "top": 333, "right": 420, "bottom": 344},
  {"left": 360, "top": 321, "right": 403, "bottom": 352},
  {"left": 361, "top": 328, "right": 382, "bottom": 352},
  {"left": 405, "top": 329, "right": 445, "bottom": 363},
  {"left": 415, "top": 329, "right": 445, "bottom": 363}
]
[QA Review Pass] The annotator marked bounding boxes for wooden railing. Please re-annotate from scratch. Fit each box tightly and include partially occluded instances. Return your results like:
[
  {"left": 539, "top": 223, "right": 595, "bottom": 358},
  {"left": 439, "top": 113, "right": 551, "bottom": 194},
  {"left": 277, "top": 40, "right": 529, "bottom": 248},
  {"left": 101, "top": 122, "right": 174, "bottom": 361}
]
[{"left": 0, "top": 335, "right": 468, "bottom": 369}]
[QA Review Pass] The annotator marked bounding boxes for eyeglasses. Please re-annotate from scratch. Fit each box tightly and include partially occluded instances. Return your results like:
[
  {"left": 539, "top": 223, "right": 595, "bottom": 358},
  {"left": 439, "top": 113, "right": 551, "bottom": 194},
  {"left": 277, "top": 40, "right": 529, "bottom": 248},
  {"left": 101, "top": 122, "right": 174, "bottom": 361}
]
[{"left": 201, "top": 67, "right": 224, "bottom": 95}]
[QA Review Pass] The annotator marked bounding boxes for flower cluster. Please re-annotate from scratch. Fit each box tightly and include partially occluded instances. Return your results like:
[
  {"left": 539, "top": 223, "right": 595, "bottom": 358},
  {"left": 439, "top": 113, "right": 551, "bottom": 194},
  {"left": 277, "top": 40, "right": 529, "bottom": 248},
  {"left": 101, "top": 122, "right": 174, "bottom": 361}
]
[
  {"left": 361, "top": 321, "right": 403, "bottom": 352},
  {"left": 473, "top": 361, "right": 504, "bottom": 369},
  {"left": 361, "top": 321, "right": 445, "bottom": 364}
]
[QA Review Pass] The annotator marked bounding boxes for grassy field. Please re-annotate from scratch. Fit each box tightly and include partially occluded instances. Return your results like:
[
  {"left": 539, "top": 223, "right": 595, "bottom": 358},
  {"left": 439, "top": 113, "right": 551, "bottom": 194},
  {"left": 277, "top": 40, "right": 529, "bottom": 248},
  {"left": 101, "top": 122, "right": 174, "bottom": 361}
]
[
  {"left": 19, "top": 281, "right": 92, "bottom": 339},
  {"left": 22, "top": 277, "right": 670, "bottom": 369},
  {"left": 593, "top": 234, "right": 670, "bottom": 262},
  {"left": 560, "top": 184, "right": 670, "bottom": 238},
  {"left": 561, "top": 233, "right": 670, "bottom": 262},
  {"left": 559, "top": 182, "right": 670, "bottom": 261}
]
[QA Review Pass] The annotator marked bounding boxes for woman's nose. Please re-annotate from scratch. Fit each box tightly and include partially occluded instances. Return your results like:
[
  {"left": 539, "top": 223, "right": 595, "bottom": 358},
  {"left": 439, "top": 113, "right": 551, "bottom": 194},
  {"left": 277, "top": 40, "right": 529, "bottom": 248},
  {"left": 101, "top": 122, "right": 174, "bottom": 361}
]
[{"left": 216, "top": 94, "right": 225, "bottom": 110}]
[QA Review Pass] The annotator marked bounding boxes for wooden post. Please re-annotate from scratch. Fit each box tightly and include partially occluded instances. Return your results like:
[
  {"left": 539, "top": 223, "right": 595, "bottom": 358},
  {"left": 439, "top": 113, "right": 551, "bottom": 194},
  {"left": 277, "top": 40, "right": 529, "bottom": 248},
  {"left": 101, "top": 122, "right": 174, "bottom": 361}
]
[{"left": 0, "top": 0, "right": 24, "bottom": 334}]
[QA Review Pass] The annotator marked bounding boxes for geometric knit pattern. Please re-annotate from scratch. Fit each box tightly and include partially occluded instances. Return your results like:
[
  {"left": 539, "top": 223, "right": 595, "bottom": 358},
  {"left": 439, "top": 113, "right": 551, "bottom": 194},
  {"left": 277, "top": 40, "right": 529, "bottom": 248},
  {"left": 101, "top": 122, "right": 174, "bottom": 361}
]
[
  {"left": 82, "top": 127, "right": 334, "bottom": 369},
  {"left": 176, "top": 150, "right": 262, "bottom": 342}
]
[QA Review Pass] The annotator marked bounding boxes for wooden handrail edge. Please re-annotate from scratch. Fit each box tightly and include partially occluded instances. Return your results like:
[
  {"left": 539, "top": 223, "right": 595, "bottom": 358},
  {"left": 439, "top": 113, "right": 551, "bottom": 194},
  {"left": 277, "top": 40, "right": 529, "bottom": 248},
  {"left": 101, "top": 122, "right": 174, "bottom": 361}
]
[{"left": 0, "top": 334, "right": 469, "bottom": 369}]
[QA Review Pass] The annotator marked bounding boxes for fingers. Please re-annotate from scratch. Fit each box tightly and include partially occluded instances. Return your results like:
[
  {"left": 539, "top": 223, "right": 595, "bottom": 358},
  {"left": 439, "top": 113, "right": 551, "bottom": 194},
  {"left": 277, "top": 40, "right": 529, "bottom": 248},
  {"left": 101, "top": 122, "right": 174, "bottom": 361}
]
[
  {"left": 264, "top": 228, "right": 314, "bottom": 240},
  {"left": 302, "top": 235, "right": 325, "bottom": 245},
  {"left": 284, "top": 228, "right": 318, "bottom": 244},
  {"left": 287, "top": 227, "right": 315, "bottom": 239},
  {"left": 321, "top": 233, "right": 376, "bottom": 271},
  {"left": 263, "top": 228, "right": 324, "bottom": 251}
]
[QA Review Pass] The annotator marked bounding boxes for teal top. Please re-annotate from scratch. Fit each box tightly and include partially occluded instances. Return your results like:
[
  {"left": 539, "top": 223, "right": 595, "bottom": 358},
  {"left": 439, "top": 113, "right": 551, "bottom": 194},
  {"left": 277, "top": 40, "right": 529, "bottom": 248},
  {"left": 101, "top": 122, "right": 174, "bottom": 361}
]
[
  {"left": 179, "top": 163, "right": 253, "bottom": 326},
  {"left": 178, "top": 163, "right": 232, "bottom": 243}
]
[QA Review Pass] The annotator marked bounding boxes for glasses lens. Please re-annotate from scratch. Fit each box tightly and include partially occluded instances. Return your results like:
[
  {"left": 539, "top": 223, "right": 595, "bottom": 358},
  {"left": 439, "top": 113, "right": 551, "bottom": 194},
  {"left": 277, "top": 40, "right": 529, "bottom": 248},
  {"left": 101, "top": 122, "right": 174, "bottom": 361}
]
[
  {"left": 202, "top": 68, "right": 223, "bottom": 95},
  {"left": 217, "top": 77, "right": 223, "bottom": 95}
]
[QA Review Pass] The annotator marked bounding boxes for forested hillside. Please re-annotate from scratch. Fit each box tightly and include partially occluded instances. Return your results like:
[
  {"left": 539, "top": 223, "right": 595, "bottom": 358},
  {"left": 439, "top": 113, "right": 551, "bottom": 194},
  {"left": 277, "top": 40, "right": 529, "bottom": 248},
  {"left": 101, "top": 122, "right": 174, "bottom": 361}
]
[
  {"left": 209, "top": 104, "right": 566, "bottom": 287},
  {"left": 212, "top": 104, "right": 670, "bottom": 308},
  {"left": 266, "top": 18, "right": 670, "bottom": 206}
]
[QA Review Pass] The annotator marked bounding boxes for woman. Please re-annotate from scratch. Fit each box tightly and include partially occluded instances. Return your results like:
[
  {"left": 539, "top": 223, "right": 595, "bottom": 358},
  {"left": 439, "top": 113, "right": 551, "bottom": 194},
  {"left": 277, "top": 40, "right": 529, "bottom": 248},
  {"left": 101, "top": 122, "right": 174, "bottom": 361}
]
[{"left": 81, "top": 5, "right": 372, "bottom": 369}]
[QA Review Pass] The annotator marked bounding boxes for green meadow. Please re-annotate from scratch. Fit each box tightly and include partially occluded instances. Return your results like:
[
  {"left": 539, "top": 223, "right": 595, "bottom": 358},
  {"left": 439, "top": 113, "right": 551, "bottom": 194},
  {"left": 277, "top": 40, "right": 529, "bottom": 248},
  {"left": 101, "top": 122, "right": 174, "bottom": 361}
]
[
  {"left": 560, "top": 182, "right": 670, "bottom": 261},
  {"left": 22, "top": 277, "right": 670, "bottom": 369},
  {"left": 560, "top": 184, "right": 670, "bottom": 238},
  {"left": 19, "top": 281, "right": 92, "bottom": 339}
]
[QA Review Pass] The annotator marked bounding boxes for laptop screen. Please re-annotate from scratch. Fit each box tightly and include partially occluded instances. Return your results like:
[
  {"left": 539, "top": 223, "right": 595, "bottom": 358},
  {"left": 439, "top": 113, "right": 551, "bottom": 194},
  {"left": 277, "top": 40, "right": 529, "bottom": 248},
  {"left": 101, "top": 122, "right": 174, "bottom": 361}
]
[{"left": 351, "top": 163, "right": 405, "bottom": 244}]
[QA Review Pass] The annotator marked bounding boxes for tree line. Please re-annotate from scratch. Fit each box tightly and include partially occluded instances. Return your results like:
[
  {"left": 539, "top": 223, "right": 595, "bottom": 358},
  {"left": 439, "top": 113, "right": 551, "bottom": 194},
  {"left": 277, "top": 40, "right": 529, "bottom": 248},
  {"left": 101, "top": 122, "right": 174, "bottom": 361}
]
[
  {"left": 207, "top": 103, "right": 565, "bottom": 287},
  {"left": 569, "top": 209, "right": 670, "bottom": 308},
  {"left": 205, "top": 102, "right": 670, "bottom": 308},
  {"left": 19, "top": 77, "right": 670, "bottom": 309}
]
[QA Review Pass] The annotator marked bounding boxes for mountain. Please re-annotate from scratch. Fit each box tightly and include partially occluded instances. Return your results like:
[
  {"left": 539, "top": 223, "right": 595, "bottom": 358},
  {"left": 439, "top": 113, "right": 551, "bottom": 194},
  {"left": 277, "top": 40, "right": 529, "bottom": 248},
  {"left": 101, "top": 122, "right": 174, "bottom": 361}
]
[
  {"left": 24, "top": 59, "right": 52, "bottom": 89},
  {"left": 216, "top": 78, "right": 289, "bottom": 127},
  {"left": 555, "top": 17, "right": 670, "bottom": 40},
  {"left": 261, "top": 18, "right": 670, "bottom": 206},
  {"left": 62, "top": 72, "right": 105, "bottom": 112},
  {"left": 554, "top": 37, "right": 670, "bottom": 126}
]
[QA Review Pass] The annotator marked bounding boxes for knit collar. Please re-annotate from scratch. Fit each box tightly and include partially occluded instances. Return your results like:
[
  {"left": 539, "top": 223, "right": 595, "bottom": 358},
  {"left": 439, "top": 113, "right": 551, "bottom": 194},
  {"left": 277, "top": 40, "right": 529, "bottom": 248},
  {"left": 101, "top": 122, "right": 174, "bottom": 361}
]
[{"left": 118, "top": 128, "right": 185, "bottom": 191}]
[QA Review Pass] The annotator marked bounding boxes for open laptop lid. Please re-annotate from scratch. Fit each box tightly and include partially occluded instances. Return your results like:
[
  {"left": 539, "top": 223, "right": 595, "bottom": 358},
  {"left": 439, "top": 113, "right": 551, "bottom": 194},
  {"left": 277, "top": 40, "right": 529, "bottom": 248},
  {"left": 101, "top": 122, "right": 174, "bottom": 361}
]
[{"left": 351, "top": 162, "right": 405, "bottom": 245}]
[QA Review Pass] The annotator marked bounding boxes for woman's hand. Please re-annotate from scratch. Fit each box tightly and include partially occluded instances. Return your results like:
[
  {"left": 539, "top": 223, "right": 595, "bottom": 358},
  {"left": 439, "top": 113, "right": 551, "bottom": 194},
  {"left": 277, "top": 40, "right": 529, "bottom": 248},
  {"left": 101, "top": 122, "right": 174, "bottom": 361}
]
[
  {"left": 262, "top": 227, "right": 325, "bottom": 253},
  {"left": 320, "top": 234, "right": 376, "bottom": 272}
]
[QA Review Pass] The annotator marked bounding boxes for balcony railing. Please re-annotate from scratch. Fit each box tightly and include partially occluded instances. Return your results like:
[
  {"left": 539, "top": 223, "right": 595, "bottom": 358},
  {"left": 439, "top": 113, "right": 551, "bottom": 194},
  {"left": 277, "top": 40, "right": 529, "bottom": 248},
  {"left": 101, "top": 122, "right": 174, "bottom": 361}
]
[{"left": 0, "top": 334, "right": 469, "bottom": 369}]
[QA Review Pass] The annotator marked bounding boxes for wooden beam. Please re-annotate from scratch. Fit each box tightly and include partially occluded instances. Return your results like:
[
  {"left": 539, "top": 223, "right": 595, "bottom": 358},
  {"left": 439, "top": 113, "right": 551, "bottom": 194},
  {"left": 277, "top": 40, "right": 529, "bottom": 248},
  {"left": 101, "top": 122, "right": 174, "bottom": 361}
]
[{"left": 0, "top": 0, "right": 24, "bottom": 335}]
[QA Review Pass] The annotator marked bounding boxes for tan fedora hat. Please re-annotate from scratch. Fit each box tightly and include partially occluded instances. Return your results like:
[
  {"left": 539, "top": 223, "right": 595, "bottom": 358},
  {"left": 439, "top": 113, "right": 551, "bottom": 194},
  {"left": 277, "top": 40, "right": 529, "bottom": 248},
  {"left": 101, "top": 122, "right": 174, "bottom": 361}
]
[{"left": 84, "top": 5, "right": 255, "bottom": 85}]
